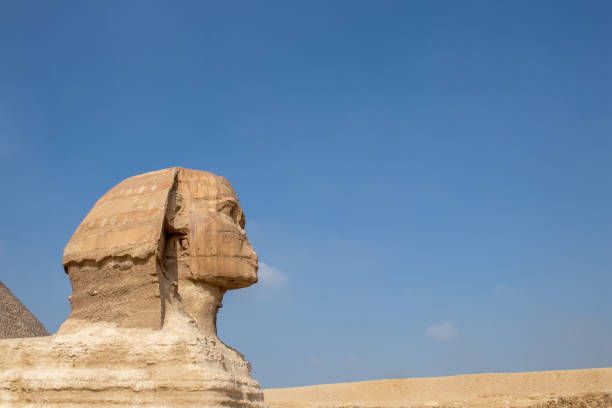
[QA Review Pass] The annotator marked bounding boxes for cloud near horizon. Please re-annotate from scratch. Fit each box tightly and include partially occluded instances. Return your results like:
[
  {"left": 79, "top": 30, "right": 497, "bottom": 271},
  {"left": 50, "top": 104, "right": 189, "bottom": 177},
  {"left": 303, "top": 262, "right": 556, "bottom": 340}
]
[
  {"left": 249, "top": 262, "right": 289, "bottom": 301},
  {"left": 426, "top": 322, "right": 458, "bottom": 341},
  {"left": 257, "top": 262, "right": 288, "bottom": 288},
  {"left": 307, "top": 356, "right": 325, "bottom": 366}
]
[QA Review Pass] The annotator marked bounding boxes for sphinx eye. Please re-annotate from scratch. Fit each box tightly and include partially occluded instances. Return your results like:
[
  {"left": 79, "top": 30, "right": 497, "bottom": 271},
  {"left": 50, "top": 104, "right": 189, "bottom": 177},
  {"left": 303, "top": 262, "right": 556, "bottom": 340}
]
[
  {"left": 221, "top": 200, "right": 237, "bottom": 219},
  {"left": 219, "top": 200, "right": 244, "bottom": 227}
]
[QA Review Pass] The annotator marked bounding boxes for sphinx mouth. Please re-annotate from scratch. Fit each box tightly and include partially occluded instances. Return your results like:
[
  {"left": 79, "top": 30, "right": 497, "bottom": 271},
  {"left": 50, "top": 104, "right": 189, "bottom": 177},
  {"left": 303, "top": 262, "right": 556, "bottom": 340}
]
[
  {"left": 240, "top": 256, "right": 259, "bottom": 269},
  {"left": 187, "top": 254, "right": 259, "bottom": 268}
]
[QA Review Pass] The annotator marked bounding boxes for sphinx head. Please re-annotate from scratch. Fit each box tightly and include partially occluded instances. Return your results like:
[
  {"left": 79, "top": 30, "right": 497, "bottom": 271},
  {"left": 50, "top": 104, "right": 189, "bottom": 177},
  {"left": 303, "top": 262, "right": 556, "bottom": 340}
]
[{"left": 61, "top": 168, "right": 257, "bottom": 335}]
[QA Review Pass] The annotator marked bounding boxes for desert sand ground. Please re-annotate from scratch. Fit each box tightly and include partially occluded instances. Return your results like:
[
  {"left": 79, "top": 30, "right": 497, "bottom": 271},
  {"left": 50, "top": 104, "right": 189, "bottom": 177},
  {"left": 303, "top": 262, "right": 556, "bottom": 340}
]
[{"left": 265, "top": 367, "right": 612, "bottom": 408}]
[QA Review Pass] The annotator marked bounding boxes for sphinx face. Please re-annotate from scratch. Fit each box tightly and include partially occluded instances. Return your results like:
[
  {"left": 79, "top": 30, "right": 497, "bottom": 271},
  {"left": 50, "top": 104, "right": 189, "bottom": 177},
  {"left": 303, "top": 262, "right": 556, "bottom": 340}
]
[{"left": 164, "top": 169, "right": 258, "bottom": 290}]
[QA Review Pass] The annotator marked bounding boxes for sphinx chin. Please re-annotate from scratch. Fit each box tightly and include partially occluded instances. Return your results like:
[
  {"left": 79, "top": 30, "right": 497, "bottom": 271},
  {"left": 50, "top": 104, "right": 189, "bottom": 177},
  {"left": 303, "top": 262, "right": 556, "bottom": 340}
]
[
  {"left": 0, "top": 168, "right": 264, "bottom": 408},
  {"left": 194, "top": 258, "right": 259, "bottom": 289}
]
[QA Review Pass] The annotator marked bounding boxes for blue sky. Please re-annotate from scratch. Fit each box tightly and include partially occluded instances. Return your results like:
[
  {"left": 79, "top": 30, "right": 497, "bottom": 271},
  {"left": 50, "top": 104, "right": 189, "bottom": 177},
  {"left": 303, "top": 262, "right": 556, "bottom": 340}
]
[{"left": 0, "top": 1, "right": 610, "bottom": 388}]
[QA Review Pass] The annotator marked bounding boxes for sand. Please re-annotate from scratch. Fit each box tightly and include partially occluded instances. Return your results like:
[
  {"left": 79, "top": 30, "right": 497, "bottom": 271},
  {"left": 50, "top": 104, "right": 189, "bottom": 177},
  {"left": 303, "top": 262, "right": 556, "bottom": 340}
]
[{"left": 264, "top": 367, "right": 612, "bottom": 408}]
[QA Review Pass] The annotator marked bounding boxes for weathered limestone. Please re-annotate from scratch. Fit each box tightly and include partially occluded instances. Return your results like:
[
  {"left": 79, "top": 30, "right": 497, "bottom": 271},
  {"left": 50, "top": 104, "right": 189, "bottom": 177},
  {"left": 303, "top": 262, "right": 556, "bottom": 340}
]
[{"left": 0, "top": 168, "right": 264, "bottom": 407}]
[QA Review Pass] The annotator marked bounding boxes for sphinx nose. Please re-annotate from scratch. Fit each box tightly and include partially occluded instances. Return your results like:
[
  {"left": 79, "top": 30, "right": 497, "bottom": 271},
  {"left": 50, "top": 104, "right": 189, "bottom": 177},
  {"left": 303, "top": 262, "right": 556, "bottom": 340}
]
[
  {"left": 247, "top": 244, "right": 258, "bottom": 263},
  {"left": 241, "top": 237, "right": 257, "bottom": 259},
  {"left": 245, "top": 242, "right": 257, "bottom": 258}
]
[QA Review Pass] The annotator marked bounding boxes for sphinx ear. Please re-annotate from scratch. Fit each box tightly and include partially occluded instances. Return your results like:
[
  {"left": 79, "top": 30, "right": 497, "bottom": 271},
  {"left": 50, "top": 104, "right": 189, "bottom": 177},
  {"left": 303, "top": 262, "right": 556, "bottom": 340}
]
[
  {"left": 160, "top": 171, "right": 192, "bottom": 267},
  {"left": 163, "top": 183, "right": 190, "bottom": 235},
  {"left": 165, "top": 190, "right": 183, "bottom": 223}
]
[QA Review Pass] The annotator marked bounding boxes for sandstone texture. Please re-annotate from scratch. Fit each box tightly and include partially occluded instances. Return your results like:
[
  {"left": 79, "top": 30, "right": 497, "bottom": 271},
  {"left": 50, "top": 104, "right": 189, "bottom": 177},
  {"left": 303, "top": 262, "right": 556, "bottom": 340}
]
[
  {"left": 0, "top": 167, "right": 263, "bottom": 408},
  {"left": 265, "top": 368, "right": 612, "bottom": 408},
  {"left": 0, "top": 281, "right": 48, "bottom": 339}
]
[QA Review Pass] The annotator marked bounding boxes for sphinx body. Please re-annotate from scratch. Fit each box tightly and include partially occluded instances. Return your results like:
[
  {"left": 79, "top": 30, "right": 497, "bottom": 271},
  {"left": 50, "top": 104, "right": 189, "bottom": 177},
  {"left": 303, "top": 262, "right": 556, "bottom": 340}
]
[{"left": 0, "top": 168, "right": 264, "bottom": 408}]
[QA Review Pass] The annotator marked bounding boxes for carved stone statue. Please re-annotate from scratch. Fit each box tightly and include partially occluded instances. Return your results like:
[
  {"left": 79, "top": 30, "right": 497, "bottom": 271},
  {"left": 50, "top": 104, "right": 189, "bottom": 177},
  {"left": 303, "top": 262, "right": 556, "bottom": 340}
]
[
  {"left": 62, "top": 167, "right": 258, "bottom": 334},
  {"left": 0, "top": 168, "right": 264, "bottom": 408}
]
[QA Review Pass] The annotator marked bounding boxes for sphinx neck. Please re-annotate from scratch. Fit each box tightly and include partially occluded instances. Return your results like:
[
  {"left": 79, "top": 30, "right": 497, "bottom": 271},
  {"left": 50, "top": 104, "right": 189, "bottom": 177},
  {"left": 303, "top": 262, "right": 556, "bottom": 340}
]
[{"left": 173, "top": 280, "right": 226, "bottom": 337}]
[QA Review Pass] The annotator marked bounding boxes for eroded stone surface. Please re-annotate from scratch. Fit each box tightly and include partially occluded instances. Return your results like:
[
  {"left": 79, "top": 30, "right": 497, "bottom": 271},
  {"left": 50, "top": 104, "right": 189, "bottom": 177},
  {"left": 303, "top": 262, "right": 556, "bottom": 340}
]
[{"left": 0, "top": 167, "right": 264, "bottom": 407}]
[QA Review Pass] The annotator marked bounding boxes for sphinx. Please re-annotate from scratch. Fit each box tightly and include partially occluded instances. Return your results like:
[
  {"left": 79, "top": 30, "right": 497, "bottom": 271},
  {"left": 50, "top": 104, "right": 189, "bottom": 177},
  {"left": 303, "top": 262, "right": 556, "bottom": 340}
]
[{"left": 0, "top": 168, "right": 264, "bottom": 408}]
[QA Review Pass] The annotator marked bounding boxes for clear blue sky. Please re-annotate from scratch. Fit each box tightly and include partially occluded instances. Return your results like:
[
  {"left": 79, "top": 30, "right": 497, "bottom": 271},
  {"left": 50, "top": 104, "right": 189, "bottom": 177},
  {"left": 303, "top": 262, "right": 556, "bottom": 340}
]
[{"left": 0, "top": 1, "right": 610, "bottom": 388}]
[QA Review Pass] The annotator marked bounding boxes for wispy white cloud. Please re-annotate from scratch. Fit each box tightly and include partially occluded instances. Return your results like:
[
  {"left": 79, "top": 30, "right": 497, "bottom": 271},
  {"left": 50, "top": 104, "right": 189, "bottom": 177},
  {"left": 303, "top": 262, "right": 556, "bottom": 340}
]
[
  {"left": 250, "top": 262, "right": 289, "bottom": 301},
  {"left": 426, "top": 321, "right": 458, "bottom": 341},
  {"left": 494, "top": 284, "right": 517, "bottom": 295},
  {"left": 257, "top": 262, "right": 288, "bottom": 289},
  {"left": 493, "top": 284, "right": 526, "bottom": 297},
  {"left": 307, "top": 356, "right": 325, "bottom": 366}
]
